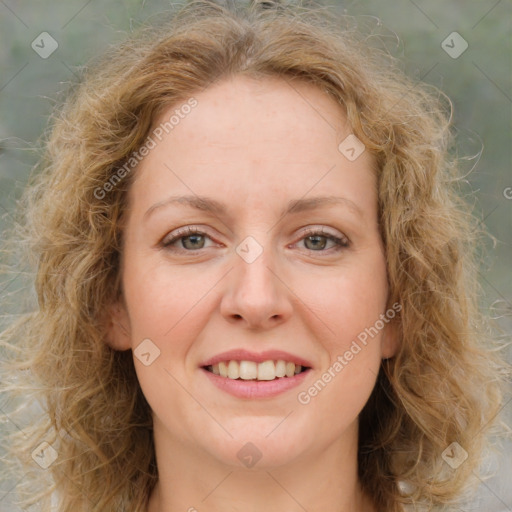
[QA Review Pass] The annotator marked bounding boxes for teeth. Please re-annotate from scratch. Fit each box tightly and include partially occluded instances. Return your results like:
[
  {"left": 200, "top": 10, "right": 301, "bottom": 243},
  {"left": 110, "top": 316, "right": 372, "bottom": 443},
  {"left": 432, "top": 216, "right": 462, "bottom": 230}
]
[
  {"left": 208, "top": 360, "right": 306, "bottom": 381},
  {"left": 227, "top": 360, "right": 239, "bottom": 379},
  {"left": 275, "top": 359, "right": 286, "bottom": 378},
  {"left": 239, "top": 361, "right": 258, "bottom": 380},
  {"left": 285, "top": 362, "right": 295, "bottom": 377},
  {"left": 218, "top": 361, "right": 228, "bottom": 378},
  {"left": 257, "top": 360, "right": 275, "bottom": 381}
]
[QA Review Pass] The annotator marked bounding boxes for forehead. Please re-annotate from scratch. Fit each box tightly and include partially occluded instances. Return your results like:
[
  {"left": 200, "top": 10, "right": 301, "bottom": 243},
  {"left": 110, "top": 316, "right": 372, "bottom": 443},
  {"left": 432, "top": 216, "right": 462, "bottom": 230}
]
[
  {"left": 152, "top": 75, "right": 352, "bottom": 160},
  {"left": 129, "top": 75, "right": 378, "bottom": 221}
]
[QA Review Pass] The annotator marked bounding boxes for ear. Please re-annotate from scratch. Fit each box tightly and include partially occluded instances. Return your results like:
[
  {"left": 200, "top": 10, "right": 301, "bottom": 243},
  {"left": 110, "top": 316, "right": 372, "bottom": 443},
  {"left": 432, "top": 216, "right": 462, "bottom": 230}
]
[
  {"left": 380, "top": 318, "right": 400, "bottom": 360},
  {"left": 103, "top": 300, "right": 132, "bottom": 351}
]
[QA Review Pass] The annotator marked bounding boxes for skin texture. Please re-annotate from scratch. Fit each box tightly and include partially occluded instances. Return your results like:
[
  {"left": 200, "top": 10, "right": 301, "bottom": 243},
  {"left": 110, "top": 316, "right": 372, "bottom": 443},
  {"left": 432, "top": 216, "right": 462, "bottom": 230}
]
[{"left": 106, "top": 75, "right": 398, "bottom": 512}]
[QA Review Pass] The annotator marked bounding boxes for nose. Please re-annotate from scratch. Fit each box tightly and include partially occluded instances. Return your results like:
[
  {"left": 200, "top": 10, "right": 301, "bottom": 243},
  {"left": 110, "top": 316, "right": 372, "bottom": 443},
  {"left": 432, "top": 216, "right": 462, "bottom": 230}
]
[{"left": 220, "top": 245, "right": 293, "bottom": 331}]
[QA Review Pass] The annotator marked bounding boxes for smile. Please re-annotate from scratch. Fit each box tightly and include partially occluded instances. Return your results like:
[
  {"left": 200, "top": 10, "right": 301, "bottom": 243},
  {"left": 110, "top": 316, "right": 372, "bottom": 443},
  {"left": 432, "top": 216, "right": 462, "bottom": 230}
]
[{"left": 204, "top": 359, "right": 310, "bottom": 381}]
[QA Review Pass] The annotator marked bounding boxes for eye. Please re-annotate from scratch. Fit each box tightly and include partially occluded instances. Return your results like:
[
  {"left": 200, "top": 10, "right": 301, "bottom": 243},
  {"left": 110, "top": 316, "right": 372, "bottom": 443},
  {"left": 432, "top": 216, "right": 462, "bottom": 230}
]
[
  {"left": 161, "top": 226, "right": 350, "bottom": 254},
  {"left": 162, "top": 227, "right": 216, "bottom": 251},
  {"left": 297, "top": 228, "right": 350, "bottom": 253}
]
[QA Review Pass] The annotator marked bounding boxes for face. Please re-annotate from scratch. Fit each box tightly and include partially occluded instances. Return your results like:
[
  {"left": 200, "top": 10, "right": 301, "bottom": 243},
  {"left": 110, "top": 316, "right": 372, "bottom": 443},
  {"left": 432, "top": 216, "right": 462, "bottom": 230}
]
[{"left": 107, "top": 75, "right": 398, "bottom": 470}]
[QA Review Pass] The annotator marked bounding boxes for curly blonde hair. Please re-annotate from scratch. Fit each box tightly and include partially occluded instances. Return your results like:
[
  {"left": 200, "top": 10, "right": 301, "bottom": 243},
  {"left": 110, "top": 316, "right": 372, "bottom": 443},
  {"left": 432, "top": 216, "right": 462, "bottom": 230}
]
[{"left": 1, "top": 1, "right": 508, "bottom": 511}]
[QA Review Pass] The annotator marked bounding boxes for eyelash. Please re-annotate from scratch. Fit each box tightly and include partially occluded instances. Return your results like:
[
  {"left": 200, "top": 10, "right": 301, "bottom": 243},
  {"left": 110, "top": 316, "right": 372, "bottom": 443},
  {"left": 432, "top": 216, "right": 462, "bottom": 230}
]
[{"left": 161, "top": 226, "right": 350, "bottom": 254}]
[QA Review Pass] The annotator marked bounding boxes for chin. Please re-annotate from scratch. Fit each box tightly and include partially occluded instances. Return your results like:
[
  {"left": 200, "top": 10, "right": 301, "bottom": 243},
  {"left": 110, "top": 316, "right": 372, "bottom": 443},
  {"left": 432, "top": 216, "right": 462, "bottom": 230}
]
[
  {"left": 198, "top": 419, "right": 309, "bottom": 469},
  {"left": 213, "top": 441, "right": 304, "bottom": 470}
]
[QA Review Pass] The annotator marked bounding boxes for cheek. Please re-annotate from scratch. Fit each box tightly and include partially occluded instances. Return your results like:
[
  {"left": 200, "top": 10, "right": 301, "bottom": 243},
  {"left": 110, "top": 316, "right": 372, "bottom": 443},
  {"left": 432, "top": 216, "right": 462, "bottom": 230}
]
[
  {"left": 295, "top": 254, "right": 389, "bottom": 348},
  {"left": 302, "top": 258, "right": 387, "bottom": 418},
  {"left": 121, "top": 252, "right": 212, "bottom": 343},
  {"left": 122, "top": 255, "right": 215, "bottom": 434}
]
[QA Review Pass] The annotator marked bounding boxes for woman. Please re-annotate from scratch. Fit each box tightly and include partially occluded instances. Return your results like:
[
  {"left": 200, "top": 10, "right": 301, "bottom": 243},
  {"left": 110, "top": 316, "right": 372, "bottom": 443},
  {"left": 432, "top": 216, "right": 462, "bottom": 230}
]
[{"left": 1, "top": 1, "right": 508, "bottom": 511}]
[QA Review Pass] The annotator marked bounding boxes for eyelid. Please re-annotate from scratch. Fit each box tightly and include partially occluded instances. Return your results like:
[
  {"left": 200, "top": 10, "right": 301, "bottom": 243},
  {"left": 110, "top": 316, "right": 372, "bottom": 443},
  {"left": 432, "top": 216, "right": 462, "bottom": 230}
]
[
  {"left": 161, "top": 225, "right": 218, "bottom": 247},
  {"left": 161, "top": 225, "right": 351, "bottom": 253},
  {"left": 299, "top": 226, "right": 350, "bottom": 246}
]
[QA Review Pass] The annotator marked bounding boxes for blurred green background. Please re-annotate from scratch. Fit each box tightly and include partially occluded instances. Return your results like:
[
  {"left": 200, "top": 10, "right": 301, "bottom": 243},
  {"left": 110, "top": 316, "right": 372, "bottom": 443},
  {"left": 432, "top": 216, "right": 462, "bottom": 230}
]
[{"left": 0, "top": 1, "right": 510, "bottom": 511}]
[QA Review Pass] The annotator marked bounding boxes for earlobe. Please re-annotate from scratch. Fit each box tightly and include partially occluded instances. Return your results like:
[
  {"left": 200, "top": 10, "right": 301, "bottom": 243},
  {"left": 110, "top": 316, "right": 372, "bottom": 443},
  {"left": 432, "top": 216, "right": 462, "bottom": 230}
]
[
  {"left": 103, "top": 302, "right": 132, "bottom": 351},
  {"left": 381, "top": 320, "right": 400, "bottom": 360}
]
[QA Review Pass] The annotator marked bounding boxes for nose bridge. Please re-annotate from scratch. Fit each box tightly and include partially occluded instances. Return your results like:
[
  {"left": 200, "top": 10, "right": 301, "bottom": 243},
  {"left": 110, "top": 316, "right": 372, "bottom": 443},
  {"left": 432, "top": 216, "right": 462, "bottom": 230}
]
[
  {"left": 237, "top": 242, "right": 275, "bottom": 296},
  {"left": 220, "top": 235, "right": 292, "bottom": 328}
]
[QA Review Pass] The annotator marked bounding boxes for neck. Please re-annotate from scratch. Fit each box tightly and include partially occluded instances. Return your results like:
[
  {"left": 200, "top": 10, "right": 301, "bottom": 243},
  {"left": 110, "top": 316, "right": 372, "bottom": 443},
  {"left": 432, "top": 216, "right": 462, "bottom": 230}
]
[{"left": 146, "top": 418, "right": 376, "bottom": 512}]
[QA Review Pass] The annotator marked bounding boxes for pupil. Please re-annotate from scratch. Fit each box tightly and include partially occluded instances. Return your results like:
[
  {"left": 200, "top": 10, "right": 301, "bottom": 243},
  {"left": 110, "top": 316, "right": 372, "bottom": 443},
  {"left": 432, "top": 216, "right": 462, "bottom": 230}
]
[
  {"left": 305, "top": 235, "right": 326, "bottom": 250},
  {"left": 183, "top": 235, "right": 204, "bottom": 249}
]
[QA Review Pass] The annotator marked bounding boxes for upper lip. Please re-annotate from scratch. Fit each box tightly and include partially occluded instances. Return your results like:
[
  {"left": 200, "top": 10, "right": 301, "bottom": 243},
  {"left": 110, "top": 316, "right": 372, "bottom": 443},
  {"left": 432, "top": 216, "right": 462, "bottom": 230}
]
[{"left": 200, "top": 349, "right": 313, "bottom": 368}]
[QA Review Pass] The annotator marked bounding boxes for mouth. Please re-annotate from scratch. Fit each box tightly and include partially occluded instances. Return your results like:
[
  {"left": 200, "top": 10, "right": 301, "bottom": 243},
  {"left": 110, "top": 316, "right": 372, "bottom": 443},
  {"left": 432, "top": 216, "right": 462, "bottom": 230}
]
[
  {"left": 199, "top": 349, "right": 313, "bottom": 398},
  {"left": 203, "top": 360, "right": 311, "bottom": 381}
]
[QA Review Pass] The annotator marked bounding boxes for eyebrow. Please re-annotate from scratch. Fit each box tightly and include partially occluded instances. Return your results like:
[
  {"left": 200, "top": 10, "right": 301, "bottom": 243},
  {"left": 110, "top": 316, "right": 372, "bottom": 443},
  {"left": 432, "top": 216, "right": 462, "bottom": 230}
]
[{"left": 143, "top": 194, "right": 364, "bottom": 221}]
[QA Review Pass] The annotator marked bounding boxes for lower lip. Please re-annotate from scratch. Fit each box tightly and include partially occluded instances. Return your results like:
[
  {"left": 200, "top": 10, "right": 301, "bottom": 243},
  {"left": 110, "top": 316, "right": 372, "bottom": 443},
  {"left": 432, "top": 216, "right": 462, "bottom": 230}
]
[{"left": 200, "top": 367, "right": 311, "bottom": 399}]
